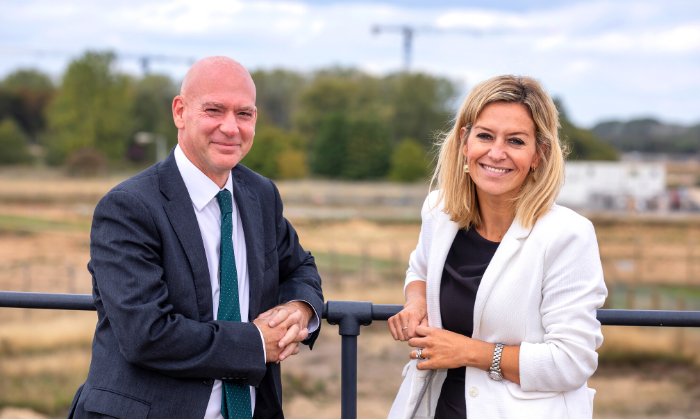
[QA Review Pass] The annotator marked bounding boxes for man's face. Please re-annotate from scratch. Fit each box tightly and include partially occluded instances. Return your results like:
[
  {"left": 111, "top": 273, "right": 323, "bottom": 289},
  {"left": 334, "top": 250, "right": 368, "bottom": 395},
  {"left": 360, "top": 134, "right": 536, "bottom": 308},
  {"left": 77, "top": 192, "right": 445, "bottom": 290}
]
[{"left": 173, "top": 65, "right": 257, "bottom": 185}]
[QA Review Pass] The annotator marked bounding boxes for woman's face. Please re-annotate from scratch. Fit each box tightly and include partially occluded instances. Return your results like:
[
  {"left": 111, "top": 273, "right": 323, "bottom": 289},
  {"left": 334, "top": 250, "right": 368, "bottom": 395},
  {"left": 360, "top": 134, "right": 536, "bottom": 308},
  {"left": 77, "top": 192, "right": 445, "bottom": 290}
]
[{"left": 461, "top": 101, "right": 540, "bottom": 204}]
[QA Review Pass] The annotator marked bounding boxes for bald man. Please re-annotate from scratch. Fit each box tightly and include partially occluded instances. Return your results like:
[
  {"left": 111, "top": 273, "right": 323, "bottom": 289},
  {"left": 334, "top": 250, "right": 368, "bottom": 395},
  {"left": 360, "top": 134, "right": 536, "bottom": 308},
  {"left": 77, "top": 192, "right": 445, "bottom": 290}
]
[{"left": 68, "top": 57, "right": 323, "bottom": 419}]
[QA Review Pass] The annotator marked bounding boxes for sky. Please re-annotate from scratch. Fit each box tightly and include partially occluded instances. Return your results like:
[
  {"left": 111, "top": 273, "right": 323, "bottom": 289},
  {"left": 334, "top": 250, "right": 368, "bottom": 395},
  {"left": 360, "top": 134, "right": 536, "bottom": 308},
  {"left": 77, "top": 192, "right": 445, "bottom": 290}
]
[{"left": 1, "top": 0, "right": 699, "bottom": 128}]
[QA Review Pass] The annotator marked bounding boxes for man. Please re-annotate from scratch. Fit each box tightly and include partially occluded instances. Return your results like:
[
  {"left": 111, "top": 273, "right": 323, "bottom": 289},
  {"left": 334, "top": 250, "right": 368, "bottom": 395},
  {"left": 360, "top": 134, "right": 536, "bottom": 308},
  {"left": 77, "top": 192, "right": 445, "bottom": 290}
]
[{"left": 68, "top": 56, "right": 324, "bottom": 419}]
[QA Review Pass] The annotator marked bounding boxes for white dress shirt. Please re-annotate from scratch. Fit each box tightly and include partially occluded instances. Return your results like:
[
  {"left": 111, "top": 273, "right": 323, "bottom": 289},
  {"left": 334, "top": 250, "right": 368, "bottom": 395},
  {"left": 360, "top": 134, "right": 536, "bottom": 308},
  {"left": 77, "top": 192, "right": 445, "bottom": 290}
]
[
  {"left": 174, "top": 145, "right": 319, "bottom": 419},
  {"left": 175, "top": 146, "right": 259, "bottom": 418}
]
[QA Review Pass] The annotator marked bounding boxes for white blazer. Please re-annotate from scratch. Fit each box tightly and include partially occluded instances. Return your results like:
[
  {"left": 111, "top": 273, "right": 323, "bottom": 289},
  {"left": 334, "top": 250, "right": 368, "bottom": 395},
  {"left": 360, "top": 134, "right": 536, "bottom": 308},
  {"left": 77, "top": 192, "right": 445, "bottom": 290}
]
[{"left": 389, "top": 191, "right": 608, "bottom": 419}]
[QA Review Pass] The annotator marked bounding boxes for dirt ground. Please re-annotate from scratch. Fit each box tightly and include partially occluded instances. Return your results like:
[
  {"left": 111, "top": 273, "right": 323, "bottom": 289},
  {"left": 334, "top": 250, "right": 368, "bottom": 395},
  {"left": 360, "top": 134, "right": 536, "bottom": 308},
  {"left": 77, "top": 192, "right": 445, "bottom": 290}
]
[
  {"left": 2, "top": 172, "right": 700, "bottom": 417},
  {"left": 2, "top": 311, "right": 700, "bottom": 418}
]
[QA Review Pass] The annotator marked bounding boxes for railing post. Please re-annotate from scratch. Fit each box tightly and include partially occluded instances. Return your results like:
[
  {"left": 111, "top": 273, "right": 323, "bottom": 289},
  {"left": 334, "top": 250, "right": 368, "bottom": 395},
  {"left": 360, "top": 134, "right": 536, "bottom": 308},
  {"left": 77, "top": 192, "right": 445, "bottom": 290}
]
[
  {"left": 341, "top": 335, "right": 357, "bottom": 419},
  {"left": 324, "top": 300, "right": 373, "bottom": 419}
]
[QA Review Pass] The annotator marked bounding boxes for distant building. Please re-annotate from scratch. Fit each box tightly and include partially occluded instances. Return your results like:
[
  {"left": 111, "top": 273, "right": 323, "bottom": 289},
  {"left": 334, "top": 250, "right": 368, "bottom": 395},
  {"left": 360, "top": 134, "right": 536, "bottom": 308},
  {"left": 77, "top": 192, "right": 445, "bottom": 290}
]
[{"left": 556, "top": 162, "right": 666, "bottom": 211}]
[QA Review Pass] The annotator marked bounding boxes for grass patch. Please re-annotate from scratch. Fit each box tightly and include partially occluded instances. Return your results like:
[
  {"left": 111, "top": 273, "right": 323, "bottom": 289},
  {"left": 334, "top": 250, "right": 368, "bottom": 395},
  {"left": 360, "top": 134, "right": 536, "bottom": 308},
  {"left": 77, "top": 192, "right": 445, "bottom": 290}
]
[
  {"left": 312, "top": 251, "right": 396, "bottom": 273},
  {"left": 282, "top": 372, "right": 327, "bottom": 400},
  {"left": 0, "top": 214, "right": 90, "bottom": 233},
  {"left": 0, "top": 370, "right": 82, "bottom": 418},
  {"left": 599, "top": 349, "right": 697, "bottom": 366}
]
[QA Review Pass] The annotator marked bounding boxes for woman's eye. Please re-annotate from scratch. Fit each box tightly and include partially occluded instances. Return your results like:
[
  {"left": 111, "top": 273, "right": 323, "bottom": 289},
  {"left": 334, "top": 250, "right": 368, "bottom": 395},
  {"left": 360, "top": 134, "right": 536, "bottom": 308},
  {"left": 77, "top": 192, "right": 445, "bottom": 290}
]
[
  {"left": 509, "top": 138, "right": 525, "bottom": 146},
  {"left": 477, "top": 133, "right": 492, "bottom": 140}
]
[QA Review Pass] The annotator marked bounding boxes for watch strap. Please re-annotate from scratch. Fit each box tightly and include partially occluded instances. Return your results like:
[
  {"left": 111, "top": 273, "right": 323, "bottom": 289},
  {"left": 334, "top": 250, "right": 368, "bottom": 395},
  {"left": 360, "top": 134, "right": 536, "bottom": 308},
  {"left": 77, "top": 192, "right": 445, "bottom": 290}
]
[{"left": 489, "top": 343, "right": 504, "bottom": 378}]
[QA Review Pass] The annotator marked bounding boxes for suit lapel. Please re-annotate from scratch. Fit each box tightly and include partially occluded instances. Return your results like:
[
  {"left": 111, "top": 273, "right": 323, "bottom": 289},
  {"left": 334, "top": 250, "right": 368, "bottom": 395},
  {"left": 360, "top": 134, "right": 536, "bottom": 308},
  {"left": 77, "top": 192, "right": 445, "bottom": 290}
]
[
  {"left": 472, "top": 221, "right": 530, "bottom": 338},
  {"left": 231, "top": 168, "right": 264, "bottom": 320},
  {"left": 426, "top": 211, "right": 459, "bottom": 330},
  {"left": 159, "top": 152, "right": 214, "bottom": 322}
]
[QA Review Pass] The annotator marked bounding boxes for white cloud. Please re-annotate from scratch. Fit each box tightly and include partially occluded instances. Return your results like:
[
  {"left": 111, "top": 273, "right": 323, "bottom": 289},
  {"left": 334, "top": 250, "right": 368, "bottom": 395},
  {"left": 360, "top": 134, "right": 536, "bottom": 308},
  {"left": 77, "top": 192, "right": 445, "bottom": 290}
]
[
  {"left": 1, "top": 0, "right": 699, "bottom": 125},
  {"left": 435, "top": 9, "right": 529, "bottom": 30},
  {"left": 116, "top": 0, "right": 245, "bottom": 34},
  {"left": 645, "top": 23, "right": 700, "bottom": 53}
]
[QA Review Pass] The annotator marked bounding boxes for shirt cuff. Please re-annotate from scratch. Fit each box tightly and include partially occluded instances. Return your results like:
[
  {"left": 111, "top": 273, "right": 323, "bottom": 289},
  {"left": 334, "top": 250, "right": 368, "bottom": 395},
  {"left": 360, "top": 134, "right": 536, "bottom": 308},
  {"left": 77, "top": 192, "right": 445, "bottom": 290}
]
[
  {"left": 254, "top": 323, "right": 266, "bottom": 364},
  {"left": 288, "top": 299, "right": 320, "bottom": 333}
]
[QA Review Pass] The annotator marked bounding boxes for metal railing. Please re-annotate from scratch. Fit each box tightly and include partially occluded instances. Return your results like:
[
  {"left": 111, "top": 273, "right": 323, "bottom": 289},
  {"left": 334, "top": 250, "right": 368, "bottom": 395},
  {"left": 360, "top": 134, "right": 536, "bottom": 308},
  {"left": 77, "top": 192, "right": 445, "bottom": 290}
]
[{"left": 2, "top": 291, "right": 700, "bottom": 419}]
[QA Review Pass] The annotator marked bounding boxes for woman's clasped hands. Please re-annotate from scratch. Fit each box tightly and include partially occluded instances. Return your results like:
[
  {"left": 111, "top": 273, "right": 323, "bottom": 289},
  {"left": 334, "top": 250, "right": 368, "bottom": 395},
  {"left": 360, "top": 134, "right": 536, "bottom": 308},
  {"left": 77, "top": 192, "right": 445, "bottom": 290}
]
[{"left": 388, "top": 281, "right": 504, "bottom": 373}]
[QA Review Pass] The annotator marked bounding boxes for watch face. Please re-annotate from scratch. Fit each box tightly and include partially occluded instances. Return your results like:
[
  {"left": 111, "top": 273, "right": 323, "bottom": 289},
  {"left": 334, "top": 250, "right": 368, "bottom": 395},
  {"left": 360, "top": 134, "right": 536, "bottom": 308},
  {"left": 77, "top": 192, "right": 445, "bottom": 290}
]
[{"left": 488, "top": 370, "right": 503, "bottom": 381}]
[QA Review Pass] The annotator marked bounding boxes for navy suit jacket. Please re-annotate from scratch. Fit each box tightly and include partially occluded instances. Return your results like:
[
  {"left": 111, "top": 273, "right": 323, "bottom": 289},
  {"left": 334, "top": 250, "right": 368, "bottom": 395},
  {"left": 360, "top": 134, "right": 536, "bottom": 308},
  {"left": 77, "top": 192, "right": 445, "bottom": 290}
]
[{"left": 69, "top": 151, "right": 324, "bottom": 418}]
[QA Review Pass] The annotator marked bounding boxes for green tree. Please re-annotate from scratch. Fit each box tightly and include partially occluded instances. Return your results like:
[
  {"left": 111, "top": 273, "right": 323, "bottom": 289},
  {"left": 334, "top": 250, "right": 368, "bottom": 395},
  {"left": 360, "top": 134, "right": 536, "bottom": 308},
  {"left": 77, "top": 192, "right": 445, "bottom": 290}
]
[
  {"left": 45, "top": 51, "right": 134, "bottom": 165},
  {"left": 0, "top": 118, "right": 33, "bottom": 164},
  {"left": 389, "top": 138, "right": 429, "bottom": 182},
  {"left": 295, "top": 68, "right": 457, "bottom": 179},
  {"left": 343, "top": 118, "right": 392, "bottom": 180},
  {"left": 386, "top": 73, "right": 456, "bottom": 147},
  {"left": 241, "top": 126, "right": 308, "bottom": 179},
  {"left": 556, "top": 99, "right": 617, "bottom": 161},
  {"left": 130, "top": 74, "right": 179, "bottom": 162},
  {"left": 0, "top": 69, "right": 54, "bottom": 141},
  {"left": 312, "top": 114, "right": 349, "bottom": 178},
  {"left": 296, "top": 69, "right": 388, "bottom": 144},
  {"left": 251, "top": 69, "right": 307, "bottom": 129}
]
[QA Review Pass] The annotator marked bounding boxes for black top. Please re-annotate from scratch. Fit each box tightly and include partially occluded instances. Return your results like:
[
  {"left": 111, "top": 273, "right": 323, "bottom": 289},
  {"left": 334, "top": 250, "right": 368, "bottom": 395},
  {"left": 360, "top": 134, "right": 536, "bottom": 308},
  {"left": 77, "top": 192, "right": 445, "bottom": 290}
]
[{"left": 434, "top": 227, "right": 500, "bottom": 419}]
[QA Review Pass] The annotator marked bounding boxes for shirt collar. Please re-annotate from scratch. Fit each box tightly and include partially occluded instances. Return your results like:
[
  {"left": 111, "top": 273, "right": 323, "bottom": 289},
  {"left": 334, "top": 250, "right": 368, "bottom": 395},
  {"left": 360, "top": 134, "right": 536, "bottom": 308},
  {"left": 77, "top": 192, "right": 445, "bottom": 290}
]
[{"left": 174, "top": 144, "right": 233, "bottom": 212}]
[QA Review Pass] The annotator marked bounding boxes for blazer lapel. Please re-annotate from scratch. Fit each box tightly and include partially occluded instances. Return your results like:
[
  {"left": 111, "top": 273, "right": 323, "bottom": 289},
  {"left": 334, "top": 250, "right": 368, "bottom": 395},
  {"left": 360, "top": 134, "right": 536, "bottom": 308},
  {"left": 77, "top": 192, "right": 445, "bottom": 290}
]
[
  {"left": 159, "top": 152, "right": 214, "bottom": 322},
  {"left": 472, "top": 221, "right": 531, "bottom": 338},
  {"left": 230, "top": 168, "right": 264, "bottom": 320},
  {"left": 426, "top": 211, "right": 459, "bottom": 330}
]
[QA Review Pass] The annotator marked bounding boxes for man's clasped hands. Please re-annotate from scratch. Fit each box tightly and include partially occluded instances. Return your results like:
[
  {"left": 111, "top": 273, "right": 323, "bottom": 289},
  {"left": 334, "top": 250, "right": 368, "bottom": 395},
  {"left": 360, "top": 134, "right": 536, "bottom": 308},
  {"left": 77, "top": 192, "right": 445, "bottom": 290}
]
[{"left": 253, "top": 301, "right": 313, "bottom": 363}]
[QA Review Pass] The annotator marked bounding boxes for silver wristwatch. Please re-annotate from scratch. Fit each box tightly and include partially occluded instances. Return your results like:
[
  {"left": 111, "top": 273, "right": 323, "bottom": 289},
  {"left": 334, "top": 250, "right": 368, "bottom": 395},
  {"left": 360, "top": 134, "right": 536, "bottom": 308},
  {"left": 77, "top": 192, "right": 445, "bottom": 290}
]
[{"left": 488, "top": 343, "right": 504, "bottom": 381}]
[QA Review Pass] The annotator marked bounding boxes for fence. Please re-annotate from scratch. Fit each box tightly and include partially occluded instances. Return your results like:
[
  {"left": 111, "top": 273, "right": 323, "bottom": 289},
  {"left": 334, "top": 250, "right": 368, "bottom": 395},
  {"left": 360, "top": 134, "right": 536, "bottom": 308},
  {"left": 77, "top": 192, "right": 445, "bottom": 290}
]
[{"left": 2, "top": 291, "right": 700, "bottom": 419}]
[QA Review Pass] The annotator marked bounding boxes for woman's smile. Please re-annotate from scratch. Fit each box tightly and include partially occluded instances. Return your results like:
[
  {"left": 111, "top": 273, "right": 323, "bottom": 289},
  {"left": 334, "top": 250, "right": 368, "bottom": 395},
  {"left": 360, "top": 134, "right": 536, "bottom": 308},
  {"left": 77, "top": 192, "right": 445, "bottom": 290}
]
[{"left": 479, "top": 163, "right": 512, "bottom": 176}]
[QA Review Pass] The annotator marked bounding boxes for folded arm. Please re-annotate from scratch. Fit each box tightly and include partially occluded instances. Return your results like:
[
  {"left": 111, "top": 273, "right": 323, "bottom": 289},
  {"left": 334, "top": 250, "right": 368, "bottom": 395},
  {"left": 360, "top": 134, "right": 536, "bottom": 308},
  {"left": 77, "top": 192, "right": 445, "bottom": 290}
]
[{"left": 519, "top": 219, "right": 607, "bottom": 392}]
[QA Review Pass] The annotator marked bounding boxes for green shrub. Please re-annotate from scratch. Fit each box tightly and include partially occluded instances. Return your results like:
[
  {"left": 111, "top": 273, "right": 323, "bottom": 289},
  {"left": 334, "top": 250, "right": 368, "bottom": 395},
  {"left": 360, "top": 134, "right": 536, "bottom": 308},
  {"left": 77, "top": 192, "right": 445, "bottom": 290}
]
[
  {"left": 389, "top": 138, "right": 429, "bottom": 182},
  {"left": 0, "top": 118, "right": 33, "bottom": 165},
  {"left": 242, "top": 126, "right": 308, "bottom": 179}
]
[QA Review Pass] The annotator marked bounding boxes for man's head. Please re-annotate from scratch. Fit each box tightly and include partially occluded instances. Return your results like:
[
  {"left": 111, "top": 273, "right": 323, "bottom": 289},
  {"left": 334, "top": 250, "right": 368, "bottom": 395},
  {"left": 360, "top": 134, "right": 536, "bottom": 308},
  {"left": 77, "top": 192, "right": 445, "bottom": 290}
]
[{"left": 173, "top": 56, "right": 257, "bottom": 187}]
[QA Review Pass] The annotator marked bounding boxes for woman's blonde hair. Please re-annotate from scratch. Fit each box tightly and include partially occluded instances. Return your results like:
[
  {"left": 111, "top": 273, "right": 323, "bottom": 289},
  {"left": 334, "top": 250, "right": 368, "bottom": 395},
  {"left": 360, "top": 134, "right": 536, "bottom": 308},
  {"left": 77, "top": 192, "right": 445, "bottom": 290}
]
[{"left": 431, "top": 75, "right": 566, "bottom": 230}]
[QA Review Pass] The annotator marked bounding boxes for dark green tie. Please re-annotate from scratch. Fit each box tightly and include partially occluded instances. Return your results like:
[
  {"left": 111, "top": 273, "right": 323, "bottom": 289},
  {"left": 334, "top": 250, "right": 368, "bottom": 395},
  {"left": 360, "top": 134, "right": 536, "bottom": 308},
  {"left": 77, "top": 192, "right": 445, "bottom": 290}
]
[{"left": 216, "top": 190, "right": 252, "bottom": 419}]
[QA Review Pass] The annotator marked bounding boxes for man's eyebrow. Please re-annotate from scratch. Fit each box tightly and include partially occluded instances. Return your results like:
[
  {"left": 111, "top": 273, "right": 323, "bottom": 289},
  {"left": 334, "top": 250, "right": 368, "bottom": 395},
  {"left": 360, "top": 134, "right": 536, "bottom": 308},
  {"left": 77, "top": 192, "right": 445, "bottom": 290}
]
[
  {"left": 201, "top": 101, "right": 225, "bottom": 108},
  {"left": 237, "top": 106, "right": 256, "bottom": 112}
]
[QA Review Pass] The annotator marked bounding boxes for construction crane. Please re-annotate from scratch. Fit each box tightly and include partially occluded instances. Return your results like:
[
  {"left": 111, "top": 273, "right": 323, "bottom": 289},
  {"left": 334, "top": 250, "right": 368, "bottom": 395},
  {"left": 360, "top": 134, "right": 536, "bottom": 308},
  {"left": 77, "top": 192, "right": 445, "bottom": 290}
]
[
  {"left": 0, "top": 47, "right": 196, "bottom": 76},
  {"left": 371, "top": 25, "right": 489, "bottom": 72},
  {"left": 118, "top": 53, "right": 196, "bottom": 75}
]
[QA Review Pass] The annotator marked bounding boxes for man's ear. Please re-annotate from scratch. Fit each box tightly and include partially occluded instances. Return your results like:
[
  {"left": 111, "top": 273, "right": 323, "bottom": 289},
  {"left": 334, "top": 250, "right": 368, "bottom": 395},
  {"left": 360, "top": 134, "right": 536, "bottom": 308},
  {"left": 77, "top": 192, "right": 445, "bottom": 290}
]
[{"left": 172, "top": 96, "right": 186, "bottom": 130}]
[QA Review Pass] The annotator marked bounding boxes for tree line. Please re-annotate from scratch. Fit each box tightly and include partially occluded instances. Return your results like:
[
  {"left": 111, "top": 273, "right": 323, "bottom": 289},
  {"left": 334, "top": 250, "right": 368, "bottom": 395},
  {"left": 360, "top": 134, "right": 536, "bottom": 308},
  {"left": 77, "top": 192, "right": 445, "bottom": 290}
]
[
  {"left": 592, "top": 118, "right": 700, "bottom": 155},
  {"left": 0, "top": 50, "right": 616, "bottom": 181}
]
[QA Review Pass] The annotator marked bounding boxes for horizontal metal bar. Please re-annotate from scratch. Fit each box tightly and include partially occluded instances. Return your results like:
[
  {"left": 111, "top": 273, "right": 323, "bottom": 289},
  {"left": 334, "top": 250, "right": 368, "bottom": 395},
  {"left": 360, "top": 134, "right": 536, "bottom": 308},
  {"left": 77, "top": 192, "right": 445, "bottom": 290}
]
[
  {"left": 3, "top": 292, "right": 700, "bottom": 327},
  {"left": 372, "top": 304, "right": 404, "bottom": 321},
  {"left": 0, "top": 291, "right": 95, "bottom": 311},
  {"left": 596, "top": 309, "right": 700, "bottom": 327}
]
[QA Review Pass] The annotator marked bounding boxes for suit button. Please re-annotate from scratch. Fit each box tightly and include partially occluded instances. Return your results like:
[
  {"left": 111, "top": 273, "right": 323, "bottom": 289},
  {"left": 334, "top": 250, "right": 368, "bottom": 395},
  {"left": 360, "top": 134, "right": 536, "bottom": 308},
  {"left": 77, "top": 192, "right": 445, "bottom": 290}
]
[
  {"left": 469, "top": 387, "right": 479, "bottom": 397},
  {"left": 204, "top": 379, "right": 214, "bottom": 386}
]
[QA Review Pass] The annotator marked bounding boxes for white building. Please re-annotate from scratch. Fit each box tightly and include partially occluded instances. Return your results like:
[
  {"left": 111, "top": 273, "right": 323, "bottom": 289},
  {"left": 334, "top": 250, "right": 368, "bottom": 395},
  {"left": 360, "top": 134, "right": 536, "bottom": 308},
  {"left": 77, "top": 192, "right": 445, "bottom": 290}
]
[{"left": 556, "top": 162, "right": 666, "bottom": 210}]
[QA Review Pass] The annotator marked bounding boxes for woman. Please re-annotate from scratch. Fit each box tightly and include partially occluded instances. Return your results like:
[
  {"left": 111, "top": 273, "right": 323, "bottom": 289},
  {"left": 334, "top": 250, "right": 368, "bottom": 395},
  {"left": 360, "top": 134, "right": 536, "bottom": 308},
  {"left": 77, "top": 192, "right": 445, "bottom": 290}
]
[{"left": 388, "top": 75, "right": 607, "bottom": 419}]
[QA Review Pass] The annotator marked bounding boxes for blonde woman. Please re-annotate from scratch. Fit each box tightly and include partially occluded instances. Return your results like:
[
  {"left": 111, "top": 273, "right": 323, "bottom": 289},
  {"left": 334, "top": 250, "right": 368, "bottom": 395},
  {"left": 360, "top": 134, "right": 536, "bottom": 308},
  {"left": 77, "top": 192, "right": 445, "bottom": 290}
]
[{"left": 388, "top": 75, "right": 607, "bottom": 419}]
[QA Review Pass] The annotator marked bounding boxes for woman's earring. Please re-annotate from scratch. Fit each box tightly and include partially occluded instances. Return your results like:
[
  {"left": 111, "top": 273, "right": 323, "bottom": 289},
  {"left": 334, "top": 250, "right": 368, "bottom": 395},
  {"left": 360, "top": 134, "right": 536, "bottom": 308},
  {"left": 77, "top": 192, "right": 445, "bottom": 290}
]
[
  {"left": 464, "top": 164, "right": 469, "bottom": 173},
  {"left": 531, "top": 166, "right": 535, "bottom": 173}
]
